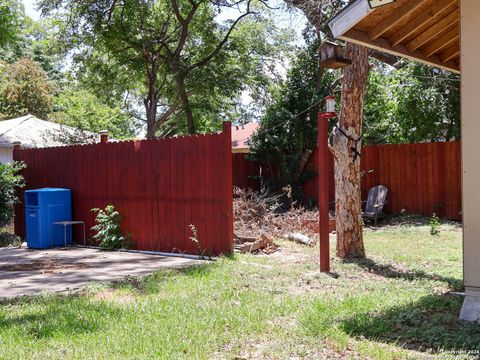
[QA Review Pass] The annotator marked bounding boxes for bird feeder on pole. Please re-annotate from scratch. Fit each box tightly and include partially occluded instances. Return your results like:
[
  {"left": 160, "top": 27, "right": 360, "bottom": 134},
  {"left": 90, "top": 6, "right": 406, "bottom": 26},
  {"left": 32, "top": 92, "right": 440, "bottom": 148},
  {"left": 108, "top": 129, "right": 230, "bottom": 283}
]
[{"left": 319, "top": 42, "right": 351, "bottom": 69}]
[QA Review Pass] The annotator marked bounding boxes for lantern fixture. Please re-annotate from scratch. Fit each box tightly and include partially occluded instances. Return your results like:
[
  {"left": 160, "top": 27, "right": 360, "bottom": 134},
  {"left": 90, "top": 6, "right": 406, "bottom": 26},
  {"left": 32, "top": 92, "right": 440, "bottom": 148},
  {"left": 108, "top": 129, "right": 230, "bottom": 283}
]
[
  {"left": 325, "top": 96, "right": 336, "bottom": 114},
  {"left": 319, "top": 96, "right": 337, "bottom": 120},
  {"left": 368, "top": 0, "right": 395, "bottom": 9}
]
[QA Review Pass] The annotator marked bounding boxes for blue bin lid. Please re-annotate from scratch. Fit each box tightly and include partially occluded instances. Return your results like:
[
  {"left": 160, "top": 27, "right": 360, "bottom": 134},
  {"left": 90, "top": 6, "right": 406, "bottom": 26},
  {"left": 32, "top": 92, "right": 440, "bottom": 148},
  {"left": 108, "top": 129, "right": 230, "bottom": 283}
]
[{"left": 25, "top": 188, "right": 71, "bottom": 193}]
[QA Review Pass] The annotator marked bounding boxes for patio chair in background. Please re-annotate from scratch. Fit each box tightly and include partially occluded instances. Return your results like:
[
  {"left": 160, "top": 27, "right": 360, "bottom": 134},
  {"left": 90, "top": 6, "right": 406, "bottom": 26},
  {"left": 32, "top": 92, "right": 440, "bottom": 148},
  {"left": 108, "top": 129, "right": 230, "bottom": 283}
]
[{"left": 362, "top": 185, "right": 388, "bottom": 226}]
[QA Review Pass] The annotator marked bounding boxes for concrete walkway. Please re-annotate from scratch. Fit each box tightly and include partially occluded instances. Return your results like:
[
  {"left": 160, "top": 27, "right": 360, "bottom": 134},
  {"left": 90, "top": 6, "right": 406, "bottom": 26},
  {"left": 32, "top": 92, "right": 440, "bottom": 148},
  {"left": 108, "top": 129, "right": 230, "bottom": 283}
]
[{"left": 0, "top": 247, "right": 201, "bottom": 299}]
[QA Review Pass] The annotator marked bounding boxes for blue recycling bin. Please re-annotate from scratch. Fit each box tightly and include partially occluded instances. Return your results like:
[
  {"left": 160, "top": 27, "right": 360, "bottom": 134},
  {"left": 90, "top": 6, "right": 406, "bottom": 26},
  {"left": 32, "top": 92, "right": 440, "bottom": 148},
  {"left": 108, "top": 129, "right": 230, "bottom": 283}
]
[{"left": 25, "top": 188, "right": 72, "bottom": 249}]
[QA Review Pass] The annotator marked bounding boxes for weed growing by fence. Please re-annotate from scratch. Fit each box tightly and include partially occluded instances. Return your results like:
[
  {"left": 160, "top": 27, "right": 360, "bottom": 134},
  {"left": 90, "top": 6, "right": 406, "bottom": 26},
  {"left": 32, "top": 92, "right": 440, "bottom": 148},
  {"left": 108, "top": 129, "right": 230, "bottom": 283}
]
[
  {"left": 430, "top": 213, "right": 441, "bottom": 236},
  {"left": 91, "top": 205, "right": 132, "bottom": 250},
  {"left": 189, "top": 224, "right": 211, "bottom": 258}
]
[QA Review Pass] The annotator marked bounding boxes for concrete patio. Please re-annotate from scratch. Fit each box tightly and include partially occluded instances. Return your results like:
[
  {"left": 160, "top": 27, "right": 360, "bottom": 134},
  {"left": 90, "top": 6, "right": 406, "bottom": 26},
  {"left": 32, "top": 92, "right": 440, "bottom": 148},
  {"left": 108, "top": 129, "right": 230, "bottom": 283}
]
[{"left": 0, "top": 247, "right": 202, "bottom": 299}]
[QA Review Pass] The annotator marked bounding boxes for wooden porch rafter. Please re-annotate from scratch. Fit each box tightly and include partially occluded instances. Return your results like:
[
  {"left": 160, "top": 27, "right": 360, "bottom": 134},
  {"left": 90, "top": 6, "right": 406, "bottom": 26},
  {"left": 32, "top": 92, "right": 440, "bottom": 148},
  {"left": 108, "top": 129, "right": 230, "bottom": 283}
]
[{"left": 328, "top": 0, "right": 461, "bottom": 73}]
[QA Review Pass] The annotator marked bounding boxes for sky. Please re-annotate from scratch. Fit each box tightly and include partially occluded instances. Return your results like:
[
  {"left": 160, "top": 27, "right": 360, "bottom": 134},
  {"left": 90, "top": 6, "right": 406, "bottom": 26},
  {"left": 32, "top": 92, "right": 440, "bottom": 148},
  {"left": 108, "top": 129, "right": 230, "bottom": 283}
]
[{"left": 22, "top": 0, "right": 39, "bottom": 20}]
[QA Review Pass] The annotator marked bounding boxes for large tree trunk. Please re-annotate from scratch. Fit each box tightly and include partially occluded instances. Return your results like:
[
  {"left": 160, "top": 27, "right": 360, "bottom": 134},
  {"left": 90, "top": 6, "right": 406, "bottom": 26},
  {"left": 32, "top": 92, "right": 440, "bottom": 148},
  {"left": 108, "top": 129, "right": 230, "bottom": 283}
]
[
  {"left": 144, "top": 86, "right": 158, "bottom": 139},
  {"left": 174, "top": 71, "right": 195, "bottom": 134},
  {"left": 330, "top": 43, "right": 370, "bottom": 259},
  {"left": 144, "top": 61, "right": 159, "bottom": 139}
]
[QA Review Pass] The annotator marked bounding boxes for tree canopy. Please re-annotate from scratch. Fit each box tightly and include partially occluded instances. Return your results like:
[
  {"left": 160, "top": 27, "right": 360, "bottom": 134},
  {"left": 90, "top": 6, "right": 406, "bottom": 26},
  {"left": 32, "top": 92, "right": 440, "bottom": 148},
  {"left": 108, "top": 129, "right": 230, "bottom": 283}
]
[
  {"left": 0, "top": 0, "right": 461, "bottom": 148},
  {"left": 0, "top": 1, "right": 23, "bottom": 48},
  {"left": 51, "top": 88, "right": 136, "bottom": 139},
  {"left": 250, "top": 32, "right": 461, "bottom": 202},
  {"left": 0, "top": 58, "right": 55, "bottom": 119},
  {"left": 363, "top": 61, "right": 460, "bottom": 144},
  {"left": 38, "top": 0, "right": 293, "bottom": 137},
  {"left": 250, "top": 36, "right": 336, "bottom": 195}
]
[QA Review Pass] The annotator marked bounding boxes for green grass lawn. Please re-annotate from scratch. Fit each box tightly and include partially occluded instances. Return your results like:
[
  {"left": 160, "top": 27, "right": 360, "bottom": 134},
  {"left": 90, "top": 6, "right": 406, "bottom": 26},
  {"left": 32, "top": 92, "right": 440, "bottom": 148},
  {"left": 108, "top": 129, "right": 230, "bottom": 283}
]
[{"left": 1, "top": 218, "right": 479, "bottom": 359}]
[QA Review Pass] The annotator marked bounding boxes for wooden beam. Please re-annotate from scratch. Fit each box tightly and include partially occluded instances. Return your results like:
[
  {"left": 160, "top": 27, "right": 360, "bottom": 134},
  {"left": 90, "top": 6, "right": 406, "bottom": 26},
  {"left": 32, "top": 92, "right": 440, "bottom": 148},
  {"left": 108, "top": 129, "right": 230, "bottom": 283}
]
[
  {"left": 423, "top": 26, "right": 459, "bottom": 57},
  {"left": 440, "top": 43, "right": 460, "bottom": 63},
  {"left": 369, "top": 0, "right": 424, "bottom": 40},
  {"left": 328, "top": 0, "right": 373, "bottom": 39},
  {"left": 389, "top": 0, "right": 457, "bottom": 46},
  {"left": 406, "top": 8, "right": 459, "bottom": 52},
  {"left": 340, "top": 29, "right": 460, "bottom": 73}
]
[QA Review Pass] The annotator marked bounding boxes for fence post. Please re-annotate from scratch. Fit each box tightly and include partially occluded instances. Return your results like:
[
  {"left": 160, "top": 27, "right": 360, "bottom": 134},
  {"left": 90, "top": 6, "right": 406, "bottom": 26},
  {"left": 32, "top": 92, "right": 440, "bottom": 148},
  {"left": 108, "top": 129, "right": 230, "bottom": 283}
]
[
  {"left": 223, "top": 121, "right": 233, "bottom": 253},
  {"left": 12, "top": 141, "right": 21, "bottom": 159},
  {"left": 100, "top": 130, "right": 109, "bottom": 144},
  {"left": 318, "top": 114, "right": 330, "bottom": 273}
]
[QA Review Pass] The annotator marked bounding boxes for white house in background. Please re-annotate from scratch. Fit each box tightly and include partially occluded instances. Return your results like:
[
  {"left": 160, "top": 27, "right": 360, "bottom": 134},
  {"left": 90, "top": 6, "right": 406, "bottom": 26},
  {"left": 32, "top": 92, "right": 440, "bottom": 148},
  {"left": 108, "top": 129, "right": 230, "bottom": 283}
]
[{"left": 0, "top": 115, "right": 85, "bottom": 163}]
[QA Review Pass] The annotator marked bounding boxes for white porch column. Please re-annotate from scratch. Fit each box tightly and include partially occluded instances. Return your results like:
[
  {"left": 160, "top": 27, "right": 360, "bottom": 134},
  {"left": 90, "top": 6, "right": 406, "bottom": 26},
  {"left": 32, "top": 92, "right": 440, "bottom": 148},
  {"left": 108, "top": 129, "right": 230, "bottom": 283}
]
[{"left": 460, "top": 0, "right": 480, "bottom": 322}]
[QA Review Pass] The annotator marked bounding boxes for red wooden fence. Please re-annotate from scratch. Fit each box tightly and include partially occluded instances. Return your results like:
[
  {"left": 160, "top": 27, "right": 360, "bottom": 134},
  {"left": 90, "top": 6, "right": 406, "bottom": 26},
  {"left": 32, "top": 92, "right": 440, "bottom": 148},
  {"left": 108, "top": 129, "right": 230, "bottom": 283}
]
[
  {"left": 234, "top": 141, "right": 462, "bottom": 220},
  {"left": 359, "top": 142, "right": 461, "bottom": 220},
  {"left": 14, "top": 122, "right": 233, "bottom": 255},
  {"left": 232, "top": 153, "right": 261, "bottom": 190}
]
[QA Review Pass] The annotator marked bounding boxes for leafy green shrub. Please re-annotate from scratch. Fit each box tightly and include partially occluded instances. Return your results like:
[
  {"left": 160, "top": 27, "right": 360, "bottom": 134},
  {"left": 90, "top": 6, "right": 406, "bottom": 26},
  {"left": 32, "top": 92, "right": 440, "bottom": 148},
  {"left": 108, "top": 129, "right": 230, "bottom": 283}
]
[
  {"left": 429, "top": 213, "right": 441, "bottom": 236},
  {"left": 0, "top": 161, "right": 25, "bottom": 226},
  {"left": 91, "top": 205, "right": 131, "bottom": 250},
  {"left": 0, "top": 228, "right": 22, "bottom": 247}
]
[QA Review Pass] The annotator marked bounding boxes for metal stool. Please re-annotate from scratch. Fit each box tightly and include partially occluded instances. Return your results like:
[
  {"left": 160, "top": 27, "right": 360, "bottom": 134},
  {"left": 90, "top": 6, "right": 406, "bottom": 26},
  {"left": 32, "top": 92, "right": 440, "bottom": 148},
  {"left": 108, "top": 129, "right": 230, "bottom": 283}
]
[{"left": 51, "top": 221, "right": 86, "bottom": 247}]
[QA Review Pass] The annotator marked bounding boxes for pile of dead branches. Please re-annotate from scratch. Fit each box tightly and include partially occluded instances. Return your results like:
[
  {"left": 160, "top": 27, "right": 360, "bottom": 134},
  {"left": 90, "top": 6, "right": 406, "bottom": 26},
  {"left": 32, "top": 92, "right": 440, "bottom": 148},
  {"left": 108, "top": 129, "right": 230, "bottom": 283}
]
[{"left": 233, "top": 187, "right": 320, "bottom": 253}]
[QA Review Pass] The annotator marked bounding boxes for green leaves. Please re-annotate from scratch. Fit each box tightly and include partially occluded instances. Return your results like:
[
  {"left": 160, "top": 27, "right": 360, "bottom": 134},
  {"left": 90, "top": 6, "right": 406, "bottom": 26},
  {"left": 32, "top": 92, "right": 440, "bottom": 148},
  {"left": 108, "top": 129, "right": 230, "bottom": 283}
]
[
  {"left": 429, "top": 213, "right": 441, "bottom": 236},
  {"left": 51, "top": 89, "right": 136, "bottom": 139},
  {"left": 249, "top": 39, "right": 335, "bottom": 193},
  {"left": 38, "top": 0, "right": 295, "bottom": 136},
  {"left": 91, "top": 205, "right": 132, "bottom": 250},
  {"left": 0, "top": 58, "right": 55, "bottom": 120},
  {"left": 0, "top": 1, "right": 23, "bottom": 48},
  {"left": 363, "top": 61, "right": 460, "bottom": 144},
  {"left": 0, "top": 161, "right": 25, "bottom": 226}
]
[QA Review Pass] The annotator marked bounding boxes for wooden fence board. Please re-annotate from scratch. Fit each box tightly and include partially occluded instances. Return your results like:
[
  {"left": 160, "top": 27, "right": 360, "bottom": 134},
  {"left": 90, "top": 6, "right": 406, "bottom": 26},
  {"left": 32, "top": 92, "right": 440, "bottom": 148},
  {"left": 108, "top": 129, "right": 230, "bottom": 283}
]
[
  {"left": 233, "top": 141, "right": 462, "bottom": 220},
  {"left": 13, "top": 127, "right": 233, "bottom": 255}
]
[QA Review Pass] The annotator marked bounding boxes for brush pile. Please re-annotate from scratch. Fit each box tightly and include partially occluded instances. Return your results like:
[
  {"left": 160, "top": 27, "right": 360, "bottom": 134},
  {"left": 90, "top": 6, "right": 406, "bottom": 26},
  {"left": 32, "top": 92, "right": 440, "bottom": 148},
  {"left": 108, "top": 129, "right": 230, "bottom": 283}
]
[{"left": 233, "top": 187, "right": 320, "bottom": 253}]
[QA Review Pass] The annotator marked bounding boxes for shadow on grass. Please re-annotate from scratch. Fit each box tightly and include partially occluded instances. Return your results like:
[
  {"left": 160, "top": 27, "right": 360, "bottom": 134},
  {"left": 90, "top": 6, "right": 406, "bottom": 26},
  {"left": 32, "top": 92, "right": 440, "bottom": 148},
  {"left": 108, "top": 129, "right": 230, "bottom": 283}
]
[
  {"left": 344, "top": 257, "right": 464, "bottom": 291},
  {"left": 341, "top": 293, "right": 480, "bottom": 353},
  {"left": 108, "top": 262, "right": 218, "bottom": 294},
  {"left": 0, "top": 293, "right": 122, "bottom": 339},
  {"left": 0, "top": 261, "right": 217, "bottom": 342}
]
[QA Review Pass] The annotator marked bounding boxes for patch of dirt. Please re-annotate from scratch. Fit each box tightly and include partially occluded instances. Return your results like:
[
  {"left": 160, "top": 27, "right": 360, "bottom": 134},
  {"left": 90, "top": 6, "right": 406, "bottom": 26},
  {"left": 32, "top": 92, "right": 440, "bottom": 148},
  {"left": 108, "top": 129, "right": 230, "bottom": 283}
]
[
  {"left": 268, "top": 248, "right": 312, "bottom": 264},
  {"left": 93, "top": 289, "right": 135, "bottom": 305},
  {"left": 0, "top": 259, "right": 90, "bottom": 273},
  {"left": 365, "top": 214, "right": 462, "bottom": 232},
  {"left": 251, "top": 244, "right": 393, "bottom": 296},
  {"left": 212, "top": 335, "right": 363, "bottom": 360}
]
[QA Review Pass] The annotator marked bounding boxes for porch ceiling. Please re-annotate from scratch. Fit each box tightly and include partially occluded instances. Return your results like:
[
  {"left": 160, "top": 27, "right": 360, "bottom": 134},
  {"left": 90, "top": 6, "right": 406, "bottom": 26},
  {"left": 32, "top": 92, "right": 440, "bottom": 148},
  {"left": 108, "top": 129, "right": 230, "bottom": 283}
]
[{"left": 328, "top": 0, "right": 460, "bottom": 73}]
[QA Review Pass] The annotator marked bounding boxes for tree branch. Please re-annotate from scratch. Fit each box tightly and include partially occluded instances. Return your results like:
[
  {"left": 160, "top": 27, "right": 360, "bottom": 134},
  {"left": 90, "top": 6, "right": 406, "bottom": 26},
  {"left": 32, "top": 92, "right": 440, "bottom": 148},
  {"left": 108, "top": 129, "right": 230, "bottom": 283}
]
[
  {"left": 189, "top": 0, "right": 255, "bottom": 70},
  {"left": 154, "top": 90, "right": 195, "bottom": 131},
  {"left": 172, "top": 0, "right": 202, "bottom": 58}
]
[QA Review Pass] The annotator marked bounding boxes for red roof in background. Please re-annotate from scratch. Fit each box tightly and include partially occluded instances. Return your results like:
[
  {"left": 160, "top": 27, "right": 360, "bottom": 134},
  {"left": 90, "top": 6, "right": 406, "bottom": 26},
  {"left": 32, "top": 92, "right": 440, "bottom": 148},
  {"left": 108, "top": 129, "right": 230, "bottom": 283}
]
[{"left": 231, "top": 122, "right": 259, "bottom": 152}]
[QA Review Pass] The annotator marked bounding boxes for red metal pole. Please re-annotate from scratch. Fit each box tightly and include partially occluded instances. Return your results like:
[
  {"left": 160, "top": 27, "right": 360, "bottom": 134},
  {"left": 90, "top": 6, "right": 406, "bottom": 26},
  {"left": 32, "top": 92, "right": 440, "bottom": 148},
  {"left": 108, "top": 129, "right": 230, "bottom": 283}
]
[{"left": 318, "top": 113, "right": 330, "bottom": 272}]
